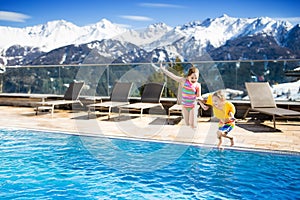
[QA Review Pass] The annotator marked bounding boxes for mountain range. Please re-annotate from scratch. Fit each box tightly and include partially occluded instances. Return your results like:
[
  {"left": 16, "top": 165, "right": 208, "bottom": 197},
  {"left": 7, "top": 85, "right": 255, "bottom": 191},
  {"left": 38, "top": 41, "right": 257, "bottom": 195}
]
[{"left": 1, "top": 14, "right": 300, "bottom": 66}]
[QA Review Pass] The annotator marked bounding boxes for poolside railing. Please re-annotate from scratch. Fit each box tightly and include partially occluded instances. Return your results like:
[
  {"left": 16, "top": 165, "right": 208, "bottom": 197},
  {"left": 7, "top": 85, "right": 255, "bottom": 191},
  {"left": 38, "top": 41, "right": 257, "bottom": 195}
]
[{"left": 0, "top": 60, "right": 299, "bottom": 101}]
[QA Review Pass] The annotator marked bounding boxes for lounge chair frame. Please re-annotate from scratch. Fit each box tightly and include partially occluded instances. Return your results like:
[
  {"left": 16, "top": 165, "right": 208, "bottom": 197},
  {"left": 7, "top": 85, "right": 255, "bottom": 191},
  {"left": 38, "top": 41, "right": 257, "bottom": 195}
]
[
  {"left": 243, "top": 82, "right": 300, "bottom": 129},
  {"left": 35, "top": 81, "right": 84, "bottom": 116},
  {"left": 119, "top": 82, "right": 165, "bottom": 117},
  {"left": 87, "top": 82, "right": 133, "bottom": 119}
]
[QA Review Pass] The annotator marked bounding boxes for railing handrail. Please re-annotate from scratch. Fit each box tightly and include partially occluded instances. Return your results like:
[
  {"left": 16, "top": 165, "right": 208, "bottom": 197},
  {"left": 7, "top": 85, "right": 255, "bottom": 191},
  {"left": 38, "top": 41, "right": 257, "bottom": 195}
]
[{"left": 4, "top": 58, "right": 300, "bottom": 68}]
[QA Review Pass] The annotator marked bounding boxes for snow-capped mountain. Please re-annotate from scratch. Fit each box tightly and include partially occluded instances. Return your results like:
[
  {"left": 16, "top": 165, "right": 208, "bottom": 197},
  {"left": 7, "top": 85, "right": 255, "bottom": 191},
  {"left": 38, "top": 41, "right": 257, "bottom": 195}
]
[
  {"left": 0, "top": 14, "right": 299, "bottom": 66},
  {"left": 0, "top": 19, "right": 128, "bottom": 52},
  {"left": 0, "top": 18, "right": 171, "bottom": 52},
  {"left": 114, "top": 22, "right": 172, "bottom": 47},
  {"left": 146, "top": 14, "right": 294, "bottom": 61},
  {"left": 30, "top": 39, "right": 143, "bottom": 65}
]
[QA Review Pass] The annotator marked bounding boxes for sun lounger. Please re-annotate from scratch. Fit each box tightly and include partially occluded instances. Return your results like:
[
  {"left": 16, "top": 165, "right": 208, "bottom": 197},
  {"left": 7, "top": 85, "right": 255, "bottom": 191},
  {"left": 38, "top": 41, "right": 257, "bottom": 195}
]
[
  {"left": 87, "top": 82, "right": 133, "bottom": 119},
  {"left": 119, "top": 82, "right": 165, "bottom": 117},
  {"left": 168, "top": 104, "right": 182, "bottom": 118},
  {"left": 167, "top": 103, "right": 183, "bottom": 124},
  {"left": 35, "top": 81, "right": 84, "bottom": 116},
  {"left": 244, "top": 82, "right": 300, "bottom": 129},
  {"left": 167, "top": 82, "right": 183, "bottom": 122}
]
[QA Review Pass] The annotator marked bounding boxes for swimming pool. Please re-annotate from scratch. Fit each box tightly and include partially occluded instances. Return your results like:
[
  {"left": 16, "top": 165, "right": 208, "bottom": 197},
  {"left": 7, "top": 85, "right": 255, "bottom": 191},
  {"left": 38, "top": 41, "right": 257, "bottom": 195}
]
[{"left": 0, "top": 128, "right": 299, "bottom": 199}]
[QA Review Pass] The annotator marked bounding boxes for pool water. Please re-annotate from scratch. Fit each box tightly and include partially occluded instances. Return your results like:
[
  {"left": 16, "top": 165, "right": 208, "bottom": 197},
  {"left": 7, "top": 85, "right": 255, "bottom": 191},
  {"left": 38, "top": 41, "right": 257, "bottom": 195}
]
[{"left": 0, "top": 128, "right": 299, "bottom": 199}]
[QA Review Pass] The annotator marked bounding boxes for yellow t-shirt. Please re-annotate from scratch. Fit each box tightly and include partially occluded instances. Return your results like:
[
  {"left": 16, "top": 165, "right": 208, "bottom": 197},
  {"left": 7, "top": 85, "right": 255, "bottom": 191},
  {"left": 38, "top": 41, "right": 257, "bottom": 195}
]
[{"left": 206, "top": 94, "right": 236, "bottom": 120}]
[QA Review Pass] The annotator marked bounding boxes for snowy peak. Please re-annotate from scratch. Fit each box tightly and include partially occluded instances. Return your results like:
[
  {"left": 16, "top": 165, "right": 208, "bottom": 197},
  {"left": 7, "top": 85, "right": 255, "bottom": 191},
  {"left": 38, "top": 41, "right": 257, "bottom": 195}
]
[
  {"left": 139, "top": 22, "right": 172, "bottom": 40},
  {"left": 21, "top": 20, "right": 82, "bottom": 50},
  {"left": 84, "top": 18, "right": 127, "bottom": 34},
  {"left": 0, "top": 14, "right": 299, "bottom": 65},
  {"left": 113, "top": 22, "right": 172, "bottom": 46},
  {"left": 30, "top": 19, "right": 79, "bottom": 32},
  {"left": 0, "top": 19, "right": 129, "bottom": 51},
  {"left": 159, "top": 15, "right": 294, "bottom": 49},
  {"left": 147, "top": 22, "right": 170, "bottom": 29},
  {"left": 0, "top": 18, "right": 173, "bottom": 51},
  {"left": 144, "top": 22, "right": 172, "bottom": 34},
  {"left": 92, "top": 18, "right": 115, "bottom": 28}
]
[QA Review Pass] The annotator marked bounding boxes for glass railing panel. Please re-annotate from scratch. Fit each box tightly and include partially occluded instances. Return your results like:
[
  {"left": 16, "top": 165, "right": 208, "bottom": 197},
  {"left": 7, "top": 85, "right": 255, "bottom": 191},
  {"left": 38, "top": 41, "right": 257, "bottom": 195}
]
[{"left": 0, "top": 60, "right": 299, "bottom": 101}]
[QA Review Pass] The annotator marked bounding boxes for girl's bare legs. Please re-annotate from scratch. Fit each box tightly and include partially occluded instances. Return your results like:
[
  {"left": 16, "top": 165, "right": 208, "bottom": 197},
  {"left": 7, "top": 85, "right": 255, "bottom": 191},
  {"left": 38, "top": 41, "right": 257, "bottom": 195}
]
[
  {"left": 182, "top": 107, "right": 190, "bottom": 126},
  {"left": 182, "top": 106, "right": 199, "bottom": 129},
  {"left": 188, "top": 108, "right": 197, "bottom": 128},
  {"left": 191, "top": 105, "right": 199, "bottom": 129}
]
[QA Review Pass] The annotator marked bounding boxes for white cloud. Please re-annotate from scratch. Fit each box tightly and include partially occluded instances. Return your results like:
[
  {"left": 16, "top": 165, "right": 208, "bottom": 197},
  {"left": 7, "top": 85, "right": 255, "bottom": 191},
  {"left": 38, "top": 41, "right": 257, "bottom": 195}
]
[
  {"left": 139, "top": 3, "right": 185, "bottom": 8},
  {"left": 120, "top": 15, "right": 153, "bottom": 21},
  {"left": 274, "top": 17, "right": 300, "bottom": 25},
  {"left": 0, "top": 11, "right": 30, "bottom": 22}
]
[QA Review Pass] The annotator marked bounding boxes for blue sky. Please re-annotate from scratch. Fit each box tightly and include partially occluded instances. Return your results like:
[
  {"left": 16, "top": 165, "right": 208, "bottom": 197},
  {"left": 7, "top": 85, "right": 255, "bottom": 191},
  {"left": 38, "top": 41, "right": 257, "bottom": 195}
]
[{"left": 0, "top": 0, "right": 300, "bottom": 29}]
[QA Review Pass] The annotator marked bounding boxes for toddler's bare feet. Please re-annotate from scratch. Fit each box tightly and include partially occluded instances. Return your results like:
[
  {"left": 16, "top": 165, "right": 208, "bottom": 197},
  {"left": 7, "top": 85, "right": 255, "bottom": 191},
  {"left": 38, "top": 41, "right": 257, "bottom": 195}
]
[
  {"left": 230, "top": 137, "right": 234, "bottom": 146},
  {"left": 217, "top": 140, "right": 222, "bottom": 149},
  {"left": 217, "top": 145, "right": 224, "bottom": 151}
]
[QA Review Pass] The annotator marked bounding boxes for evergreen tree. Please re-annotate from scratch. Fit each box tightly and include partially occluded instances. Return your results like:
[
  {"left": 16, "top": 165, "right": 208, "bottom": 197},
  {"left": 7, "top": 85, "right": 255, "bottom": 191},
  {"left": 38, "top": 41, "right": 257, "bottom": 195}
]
[
  {"left": 163, "top": 57, "right": 184, "bottom": 98},
  {"left": 172, "top": 57, "right": 184, "bottom": 77}
]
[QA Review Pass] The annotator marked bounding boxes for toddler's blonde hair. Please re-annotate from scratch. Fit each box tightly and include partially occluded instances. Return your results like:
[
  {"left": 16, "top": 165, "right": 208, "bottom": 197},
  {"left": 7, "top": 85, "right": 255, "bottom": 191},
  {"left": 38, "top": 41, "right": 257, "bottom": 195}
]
[{"left": 212, "top": 90, "right": 226, "bottom": 101}]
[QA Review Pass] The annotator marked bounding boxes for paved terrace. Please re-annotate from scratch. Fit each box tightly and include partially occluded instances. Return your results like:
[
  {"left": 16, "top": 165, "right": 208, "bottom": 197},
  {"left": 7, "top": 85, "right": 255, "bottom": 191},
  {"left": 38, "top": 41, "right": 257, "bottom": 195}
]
[{"left": 0, "top": 105, "right": 299, "bottom": 153}]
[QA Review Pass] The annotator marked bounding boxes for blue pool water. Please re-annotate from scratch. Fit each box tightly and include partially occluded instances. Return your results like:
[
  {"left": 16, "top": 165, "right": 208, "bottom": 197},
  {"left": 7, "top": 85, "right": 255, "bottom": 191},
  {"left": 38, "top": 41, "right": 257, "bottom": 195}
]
[{"left": 0, "top": 128, "right": 299, "bottom": 199}]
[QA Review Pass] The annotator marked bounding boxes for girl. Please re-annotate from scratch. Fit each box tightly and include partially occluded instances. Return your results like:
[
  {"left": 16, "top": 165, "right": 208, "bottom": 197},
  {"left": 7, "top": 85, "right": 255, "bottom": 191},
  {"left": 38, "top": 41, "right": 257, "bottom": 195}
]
[{"left": 160, "top": 63, "right": 206, "bottom": 128}]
